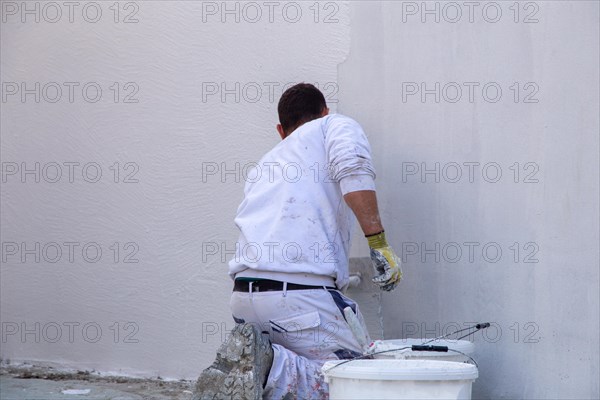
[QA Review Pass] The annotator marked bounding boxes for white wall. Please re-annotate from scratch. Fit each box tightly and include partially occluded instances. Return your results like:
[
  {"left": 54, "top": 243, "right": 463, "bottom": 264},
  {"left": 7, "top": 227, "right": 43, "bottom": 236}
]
[
  {"left": 1, "top": 0, "right": 349, "bottom": 378},
  {"left": 340, "top": 2, "right": 599, "bottom": 399},
  {"left": 1, "top": 1, "right": 598, "bottom": 398}
]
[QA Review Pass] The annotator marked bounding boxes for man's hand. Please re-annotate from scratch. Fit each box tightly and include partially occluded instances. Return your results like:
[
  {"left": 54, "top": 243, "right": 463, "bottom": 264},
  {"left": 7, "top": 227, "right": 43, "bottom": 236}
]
[{"left": 367, "top": 231, "right": 402, "bottom": 291}]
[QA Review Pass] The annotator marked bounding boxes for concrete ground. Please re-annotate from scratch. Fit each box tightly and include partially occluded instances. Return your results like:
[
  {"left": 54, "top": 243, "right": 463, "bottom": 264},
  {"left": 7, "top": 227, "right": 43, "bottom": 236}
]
[{"left": 0, "top": 364, "right": 195, "bottom": 400}]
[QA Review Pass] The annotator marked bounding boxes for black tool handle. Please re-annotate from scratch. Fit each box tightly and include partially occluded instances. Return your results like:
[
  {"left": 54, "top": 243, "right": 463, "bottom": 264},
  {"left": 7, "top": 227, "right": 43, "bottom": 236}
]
[{"left": 411, "top": 345, "right": 449, "bottom": 352}]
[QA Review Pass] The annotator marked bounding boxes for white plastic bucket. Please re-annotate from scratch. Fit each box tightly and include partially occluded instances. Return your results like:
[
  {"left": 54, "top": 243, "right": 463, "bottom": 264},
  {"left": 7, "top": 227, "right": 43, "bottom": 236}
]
[
  {"left": 373, "top": 338, "right": 475, "bottom": 363},
  {"left": 322, "top": 359, "right": 478, "bottom": 400}
]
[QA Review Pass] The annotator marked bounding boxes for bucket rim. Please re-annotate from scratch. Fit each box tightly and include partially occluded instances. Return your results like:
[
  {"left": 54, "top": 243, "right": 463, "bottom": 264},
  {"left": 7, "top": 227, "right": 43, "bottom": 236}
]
[{"left": 322, "top": 359, "right": 479, "bottom": 381}]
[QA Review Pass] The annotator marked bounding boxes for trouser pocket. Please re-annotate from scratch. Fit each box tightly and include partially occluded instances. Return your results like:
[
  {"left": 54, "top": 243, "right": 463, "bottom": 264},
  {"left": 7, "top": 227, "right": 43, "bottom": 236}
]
[
  {"left": 268, "top": 310, "right": 321, "bottom": 334},
  {"left": 268, "top": 310, "right": 334, "bottom": 358}
]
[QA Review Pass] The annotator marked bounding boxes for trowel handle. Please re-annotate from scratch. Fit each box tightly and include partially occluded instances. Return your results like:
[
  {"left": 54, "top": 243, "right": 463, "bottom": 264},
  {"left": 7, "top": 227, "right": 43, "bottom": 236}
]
[
  {"left": 343, "top": 306, "right": 369, "bottom": 352},
  {"left": 411, "top": 345, "right": 449, "bottom": 352}
]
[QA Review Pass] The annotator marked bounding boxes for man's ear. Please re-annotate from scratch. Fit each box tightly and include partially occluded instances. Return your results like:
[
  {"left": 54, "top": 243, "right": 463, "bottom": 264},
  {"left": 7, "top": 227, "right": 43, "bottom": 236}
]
[
  {"left": 321, "top": 107, "right": 329, "bottom": 117},
  {"left": 277, "top": 124, "right": 286, "bottom": 140}
]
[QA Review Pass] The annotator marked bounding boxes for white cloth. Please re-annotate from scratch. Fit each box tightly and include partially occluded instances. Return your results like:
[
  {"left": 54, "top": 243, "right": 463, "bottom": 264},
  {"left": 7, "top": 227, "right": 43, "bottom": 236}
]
[
  {"left": 228, "top": 114, "right": 376, "bottom": 290},
  {"left": 230, "top": 287, "right": 371, "bottom": 399}
]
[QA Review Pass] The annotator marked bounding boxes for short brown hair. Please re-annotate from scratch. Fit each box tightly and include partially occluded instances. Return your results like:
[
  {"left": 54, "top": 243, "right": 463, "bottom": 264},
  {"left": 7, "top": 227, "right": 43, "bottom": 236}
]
[{"left": 277, "top": 83, "right": 327, "bottom": 134}]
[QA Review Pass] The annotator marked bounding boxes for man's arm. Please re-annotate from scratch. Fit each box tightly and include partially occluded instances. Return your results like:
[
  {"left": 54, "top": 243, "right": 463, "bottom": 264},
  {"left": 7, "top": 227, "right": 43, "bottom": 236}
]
[
  {"left": 323, "top": 115, "right": 402, "bottom": 291},
  {"left": 343, "top": 188, "right": 402, "bottom": 292},
  {"left": 343, "top": 190, "right": 383, "bottom": 236}
]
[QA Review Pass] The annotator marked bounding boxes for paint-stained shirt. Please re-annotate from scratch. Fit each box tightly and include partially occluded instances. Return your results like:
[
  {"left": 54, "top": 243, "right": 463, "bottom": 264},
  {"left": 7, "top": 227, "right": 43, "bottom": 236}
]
[{"left": 228, "top": 114, "right": 376, "bottom": 290}]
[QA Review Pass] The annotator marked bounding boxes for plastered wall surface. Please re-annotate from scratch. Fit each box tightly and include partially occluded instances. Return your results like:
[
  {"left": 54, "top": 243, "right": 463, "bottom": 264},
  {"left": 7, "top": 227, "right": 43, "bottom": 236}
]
[
  {"left": 339, "top": 2, "right": 599, "bottom": 399},
  {"left": 1, "top": 1, "right": 599, "bottom": 399},
  {"left": 1, "top": 1, "right": 350, "bottom": 379}
]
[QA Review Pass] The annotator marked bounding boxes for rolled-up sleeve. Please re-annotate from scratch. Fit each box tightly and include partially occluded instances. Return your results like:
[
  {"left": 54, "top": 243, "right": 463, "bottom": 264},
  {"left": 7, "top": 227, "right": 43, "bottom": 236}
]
[{"left": 323, "top": 114, "right": 377, "bottom": 195}]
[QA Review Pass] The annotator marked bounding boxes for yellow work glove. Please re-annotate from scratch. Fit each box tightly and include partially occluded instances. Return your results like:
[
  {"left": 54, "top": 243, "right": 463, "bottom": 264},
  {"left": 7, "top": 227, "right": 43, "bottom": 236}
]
[{"left": 367, "top": 231, "right": 402, "bottom": 292}]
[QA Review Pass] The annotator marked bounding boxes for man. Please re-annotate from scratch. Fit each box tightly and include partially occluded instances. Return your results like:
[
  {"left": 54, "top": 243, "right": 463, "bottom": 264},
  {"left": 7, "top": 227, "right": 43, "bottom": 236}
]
[{"left": 194, "top": 83, "right": 401, "bottom": 399}]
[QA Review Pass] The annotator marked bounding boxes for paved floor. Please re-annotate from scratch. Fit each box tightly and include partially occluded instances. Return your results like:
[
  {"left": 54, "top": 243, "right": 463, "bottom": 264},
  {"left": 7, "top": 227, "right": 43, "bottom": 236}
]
[{"left": 0, "top": 365, "right": 195, "bottom": 400}]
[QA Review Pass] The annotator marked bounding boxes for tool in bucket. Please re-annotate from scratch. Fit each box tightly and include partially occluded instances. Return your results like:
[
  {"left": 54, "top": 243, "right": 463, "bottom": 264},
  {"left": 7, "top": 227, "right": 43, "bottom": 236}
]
[{"left": 331, "top": 309, "right": 491, "bottom": 373}]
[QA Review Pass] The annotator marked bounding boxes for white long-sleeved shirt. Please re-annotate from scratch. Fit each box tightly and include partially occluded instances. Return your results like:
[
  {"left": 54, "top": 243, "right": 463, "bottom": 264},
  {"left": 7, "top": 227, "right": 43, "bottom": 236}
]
[{"left": 228, "top": 114, "right": 376, "bottom": 290}]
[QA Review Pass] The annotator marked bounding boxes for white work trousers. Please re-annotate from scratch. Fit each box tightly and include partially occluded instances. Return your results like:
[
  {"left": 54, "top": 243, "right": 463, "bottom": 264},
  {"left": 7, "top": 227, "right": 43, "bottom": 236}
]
[{"left": 230, "top": 287, "right": 371, "bottom": 400}]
